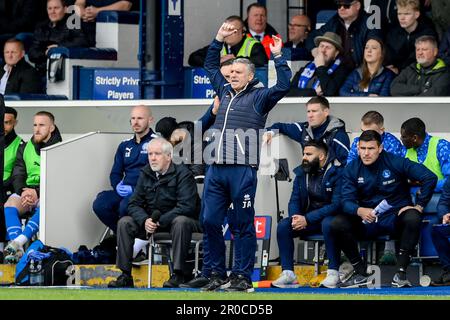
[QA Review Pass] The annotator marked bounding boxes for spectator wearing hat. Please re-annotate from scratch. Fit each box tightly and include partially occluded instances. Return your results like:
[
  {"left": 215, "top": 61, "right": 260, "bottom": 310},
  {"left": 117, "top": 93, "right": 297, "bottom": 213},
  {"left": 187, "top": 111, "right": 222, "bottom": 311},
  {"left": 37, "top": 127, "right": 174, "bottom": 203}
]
[
  {"left": 340, "top": 37, "right": 396, "bottom": 96},
  {"left": 306, "top": 0, "right": 382, "bottom": 70},
  {"left": 288, "top": 31, "right": 351, "bottom": 97}
]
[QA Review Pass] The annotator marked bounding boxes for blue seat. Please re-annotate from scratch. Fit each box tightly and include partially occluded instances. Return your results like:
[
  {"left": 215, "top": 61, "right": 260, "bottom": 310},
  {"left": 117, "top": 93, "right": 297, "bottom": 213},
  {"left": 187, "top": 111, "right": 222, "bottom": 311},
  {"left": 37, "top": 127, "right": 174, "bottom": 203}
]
[{"left": 316, "top": 10, "right": 336, "bottom": 28}]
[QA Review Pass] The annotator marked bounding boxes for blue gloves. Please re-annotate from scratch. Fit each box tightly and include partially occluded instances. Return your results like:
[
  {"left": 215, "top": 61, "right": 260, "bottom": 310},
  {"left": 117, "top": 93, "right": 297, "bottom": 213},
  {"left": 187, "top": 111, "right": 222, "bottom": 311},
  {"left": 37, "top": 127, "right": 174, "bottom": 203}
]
[{"left": 116, "top": 181, "right": 133, "bottom": 197}]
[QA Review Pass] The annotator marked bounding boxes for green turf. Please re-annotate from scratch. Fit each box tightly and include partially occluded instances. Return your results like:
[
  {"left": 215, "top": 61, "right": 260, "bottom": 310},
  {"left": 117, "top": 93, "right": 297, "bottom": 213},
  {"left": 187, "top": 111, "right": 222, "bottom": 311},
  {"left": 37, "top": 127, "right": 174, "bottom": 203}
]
[{"left": 0, "top": 288, "right": 448, "bottom": 300}]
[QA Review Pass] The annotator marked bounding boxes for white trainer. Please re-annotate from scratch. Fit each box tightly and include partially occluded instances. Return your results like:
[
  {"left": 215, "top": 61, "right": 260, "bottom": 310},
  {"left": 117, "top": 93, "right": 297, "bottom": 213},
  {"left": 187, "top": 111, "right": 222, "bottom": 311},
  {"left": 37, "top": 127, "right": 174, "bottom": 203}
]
[
  {"left": 320, "top": 269, "right": 341, "bottom": 288},
  {"left": 271, "top": 270, "right": 300, "bottom": 288}
]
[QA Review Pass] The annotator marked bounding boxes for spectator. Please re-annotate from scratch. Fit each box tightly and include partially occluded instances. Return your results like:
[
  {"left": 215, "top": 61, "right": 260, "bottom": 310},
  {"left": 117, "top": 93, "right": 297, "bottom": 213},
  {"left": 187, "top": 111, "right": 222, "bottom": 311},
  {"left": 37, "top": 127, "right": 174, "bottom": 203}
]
[
  {"left": 385, "top": 0, "right": 437, "bottom": 73},
  {"left": 391, "top": 35, "right": 450, "bottom": 96},
  {"left": 339, "top": 37, "right": 396, "bottom": 96},
  {"left": 400, "top": 117, "right": 450, "bottom": 192},
  {"left": 0, "top": 39, "right": 43, "bottom": 95},
  {"left": 265, "top": 96, "right": 350, "bottom": 166},
  {"left": 3, "top": 107, "right": 25, "bottom": 200},
  {"left": 369, "top": 0, "right": 399, "bottom": 32},
  {"left": 0, "top": 0, "right": 47, "bottom": 50},
  {"left": 188, "top": 16, "right": 267, "bottom": 68},
  {"left": 3, "top": 111, "right": 62, "bottom": 264},
  {"left": 306, "top": 0, "right": 383, "bottom": 70},
  {"left": 284, "top": 15, "right": 313, "bottom": 60},
  {"left": 288, "top": 32, "right": 350, "bottom": 97},
  {"left": 92, "top": 105, "right": 157, "bottom": 235},
  {"left": 74, "top": 0, "right": 138, "bottom": 46},
  {"left": 244, "top": 2, "right": 281, "bottom": 59},
  {"left": 107, "top": 138, "right": 201, "bottom": 288},
  {"left": 431, "top": 178, "right": 450, "bottom": 286},
  {"left": 200, "top": 23, "right": 290, "bottom": 292},
  {"left": 439, "top": 27, "right": 450, "bottom": 65},
  {"left": 347, "top": 111, "right": 405, "bottom": 164},
  {"left": 271, "top": 140, "right": 343, "bottom": 288},
  {"left": 28, "top": 0, "right": 89, "bottom": 75},
  {"left": 332, "top": 130, "right": 436, "bottom": 288}
]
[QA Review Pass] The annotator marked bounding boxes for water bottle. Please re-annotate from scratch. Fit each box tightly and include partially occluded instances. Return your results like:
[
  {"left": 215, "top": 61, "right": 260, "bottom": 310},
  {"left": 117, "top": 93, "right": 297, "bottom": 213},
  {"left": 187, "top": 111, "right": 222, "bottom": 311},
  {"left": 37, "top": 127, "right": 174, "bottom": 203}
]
[{"left": 29, "top": 259, "right": 44, "bottom": 286}]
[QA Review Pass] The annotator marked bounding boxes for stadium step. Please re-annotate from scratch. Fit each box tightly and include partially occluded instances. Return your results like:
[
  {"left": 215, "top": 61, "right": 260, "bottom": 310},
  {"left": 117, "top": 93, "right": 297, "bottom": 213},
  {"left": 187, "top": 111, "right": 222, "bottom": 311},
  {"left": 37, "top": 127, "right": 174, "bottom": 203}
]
[{"left": 0, "top": 264, "right": 325, "bottom": 288}]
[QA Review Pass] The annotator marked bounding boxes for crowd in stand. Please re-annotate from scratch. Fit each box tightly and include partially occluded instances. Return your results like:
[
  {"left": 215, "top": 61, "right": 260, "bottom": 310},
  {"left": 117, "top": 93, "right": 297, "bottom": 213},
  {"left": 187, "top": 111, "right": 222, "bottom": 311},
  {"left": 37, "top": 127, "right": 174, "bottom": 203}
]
[
  {"left": 1, "top": 0, "right": 450, "bottom": 292},
  {"left": 189, "top": 0, "right": 450, "bottom": 96}
]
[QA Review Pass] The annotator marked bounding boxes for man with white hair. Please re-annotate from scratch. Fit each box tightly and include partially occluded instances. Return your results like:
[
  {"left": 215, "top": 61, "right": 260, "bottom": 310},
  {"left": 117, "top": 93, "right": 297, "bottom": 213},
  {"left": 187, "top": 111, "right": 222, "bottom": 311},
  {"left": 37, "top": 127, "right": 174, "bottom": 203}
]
[
  {"left": 108, "top": 138, "right": 201, "bottom": 288},
  {"left": 391, "top": 35, "right": 450, "bottom": 96}
]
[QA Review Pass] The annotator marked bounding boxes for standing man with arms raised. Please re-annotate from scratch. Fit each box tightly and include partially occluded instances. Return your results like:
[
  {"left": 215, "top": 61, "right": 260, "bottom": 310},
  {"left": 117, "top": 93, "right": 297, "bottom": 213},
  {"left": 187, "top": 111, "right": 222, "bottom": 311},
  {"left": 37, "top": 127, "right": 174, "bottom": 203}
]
[{"left": 201, "top": 22, "right": 291, "bottom": 292}]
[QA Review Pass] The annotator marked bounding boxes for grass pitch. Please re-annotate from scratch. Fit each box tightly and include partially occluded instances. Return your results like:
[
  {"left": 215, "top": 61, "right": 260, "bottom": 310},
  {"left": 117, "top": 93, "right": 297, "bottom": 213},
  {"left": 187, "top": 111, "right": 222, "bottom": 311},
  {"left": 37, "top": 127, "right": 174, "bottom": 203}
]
[{"left": 0, "top": 288, "right": 448, "bottom": 300}]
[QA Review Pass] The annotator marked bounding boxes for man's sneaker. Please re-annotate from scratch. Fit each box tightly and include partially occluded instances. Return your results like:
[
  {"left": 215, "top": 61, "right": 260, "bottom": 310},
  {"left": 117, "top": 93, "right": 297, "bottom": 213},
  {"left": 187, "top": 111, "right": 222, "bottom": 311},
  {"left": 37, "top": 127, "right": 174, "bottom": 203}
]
[
  {"left": 338, "top": 271, "right": 373, "bottom": 288},
  {"left": 320, "top": 269, "right": 341, "bottom": 288},
  {"left": 391, "top": 273, "right": 412, "bottom": 288},
  {"left": 4, "top": 241, "right": 24, "bottom": 264},
  {"left": 338, "top": 262, "right": 354, "bottom": 283},
  {"left": 201, "top": 272, "right": 228, "bottom": 292},
  {"left": 379, "top": 250, "right": 397, "bottom": 265},
  {"left": 108, "top": 273, "right": 134, "bottom": 288},
  {"left": 163, "top": 272, "right": 185, "bottom": 288},
  {"left": 179, "top": 275, "right": 210, "bottom": 288},
  {"left": 224, "top": 274, "right": 254, "bottom": 293},
  {"left": 431, "top": 270, "right": 450, "bottom": 286},
  {"left": 271, "top": 270, "right": 299, "bottom": 288}
]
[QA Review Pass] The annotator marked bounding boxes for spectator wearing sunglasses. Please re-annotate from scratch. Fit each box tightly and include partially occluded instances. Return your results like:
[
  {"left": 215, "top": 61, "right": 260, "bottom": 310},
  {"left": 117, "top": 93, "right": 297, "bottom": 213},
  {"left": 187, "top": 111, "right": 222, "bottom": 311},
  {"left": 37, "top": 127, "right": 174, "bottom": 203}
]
[
  {"left": 284, "top": 15, "right": 313, "bottom": 60},
  {"left": 306, "top": 0, "right": 382, "bottom": 70}
]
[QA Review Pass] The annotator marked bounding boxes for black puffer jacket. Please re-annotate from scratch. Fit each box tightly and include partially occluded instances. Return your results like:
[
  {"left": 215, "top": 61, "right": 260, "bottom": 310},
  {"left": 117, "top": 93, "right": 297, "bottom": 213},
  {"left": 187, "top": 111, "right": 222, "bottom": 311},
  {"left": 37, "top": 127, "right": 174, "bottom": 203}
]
[
  {"left": 128, "top": 162, "right": 200, "bottom": 229},
  {"left": 28, "top": 14, "right": 89, "bottom": 72}
]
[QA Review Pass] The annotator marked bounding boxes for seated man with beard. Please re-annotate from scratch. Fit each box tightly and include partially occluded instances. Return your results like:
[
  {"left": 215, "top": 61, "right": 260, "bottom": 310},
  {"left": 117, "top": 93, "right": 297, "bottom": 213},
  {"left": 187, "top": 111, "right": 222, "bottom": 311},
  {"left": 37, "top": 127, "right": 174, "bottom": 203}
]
[{"left": 271, "top": 140, "right": 343, "bottom": 288}]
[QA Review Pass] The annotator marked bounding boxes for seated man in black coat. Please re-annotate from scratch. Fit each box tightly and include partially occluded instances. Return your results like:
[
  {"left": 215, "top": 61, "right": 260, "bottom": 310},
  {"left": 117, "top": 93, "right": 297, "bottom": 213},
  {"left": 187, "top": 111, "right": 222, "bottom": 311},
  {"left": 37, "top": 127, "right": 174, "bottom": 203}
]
[
  {"left": 108, "top": 137, "right": 202, "bottom": 288},
  {"left": 0, "top": 39, "right": 43, "bottom": 94},
  {"left": 28, "top": 0, "right": 89, "bottom": 75},
  {"left": 288, "top": 32, "right": 350, "bottom": 97}
]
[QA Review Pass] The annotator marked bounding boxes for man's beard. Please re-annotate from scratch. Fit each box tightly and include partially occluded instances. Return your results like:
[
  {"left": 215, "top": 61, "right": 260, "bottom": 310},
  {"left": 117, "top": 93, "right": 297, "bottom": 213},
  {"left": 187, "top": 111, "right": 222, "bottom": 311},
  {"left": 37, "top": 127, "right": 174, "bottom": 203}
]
[{"left": 301, "top": 157, "right": 320, "bottom": 173}]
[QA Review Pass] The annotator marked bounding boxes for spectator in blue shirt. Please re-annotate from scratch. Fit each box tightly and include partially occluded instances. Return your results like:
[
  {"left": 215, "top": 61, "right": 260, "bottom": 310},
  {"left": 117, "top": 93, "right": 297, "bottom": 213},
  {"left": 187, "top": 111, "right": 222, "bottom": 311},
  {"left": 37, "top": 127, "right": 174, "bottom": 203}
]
[
  {"left": 347, "top": 110, "right": 405, "bottom": 164},
  {"left": 339, "top": 37, "right": 396, "bottom": 96}
]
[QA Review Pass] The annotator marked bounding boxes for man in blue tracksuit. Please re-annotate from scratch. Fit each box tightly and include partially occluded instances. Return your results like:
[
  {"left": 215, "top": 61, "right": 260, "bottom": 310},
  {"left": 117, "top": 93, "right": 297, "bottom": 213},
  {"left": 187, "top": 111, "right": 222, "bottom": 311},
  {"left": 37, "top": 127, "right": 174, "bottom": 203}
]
[
  {"left": 348, "top": 111, "right": 406, "bottom": 265},
  {"left": 271, "top": 140, "right": 343, "bottom": 288},
  {"left": 201, "top": 22, "right": 291, "bottom": 292},
  {"left": 265, "top": 96, "right": 350, "bottom": 165},
  {"left": 431, "top": 178, "right": 450, "bottom": 286},
  {"left": 347, "top": 111, "right": 405, "bottom": 163},
  {"left": 330, "top": 130, "right": 437, "bottom": 288},
  {"left": 92, "top": 105, "right": 157, "bottom": 233}
]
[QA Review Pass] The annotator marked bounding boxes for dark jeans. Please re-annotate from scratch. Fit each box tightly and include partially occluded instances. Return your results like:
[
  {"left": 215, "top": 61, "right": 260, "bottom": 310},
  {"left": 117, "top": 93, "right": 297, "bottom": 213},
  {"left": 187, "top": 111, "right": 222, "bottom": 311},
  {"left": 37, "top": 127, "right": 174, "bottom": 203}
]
[
  {"left": 330, "top": 210, "right": 421, "bottom": 270},
  {"left": 116, "top": 215, "right": 201, "bottom": 274},
  {"left": 432, "top": 224, "right": 450, "bottom": 271},
  {"left": 93, "top": 190, "right": 130, "bottom": 233}
]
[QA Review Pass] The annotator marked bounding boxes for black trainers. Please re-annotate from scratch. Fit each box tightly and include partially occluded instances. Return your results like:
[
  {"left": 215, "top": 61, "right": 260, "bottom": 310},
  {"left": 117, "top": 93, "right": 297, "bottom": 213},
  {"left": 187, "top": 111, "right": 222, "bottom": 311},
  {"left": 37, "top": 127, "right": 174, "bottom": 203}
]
[
  {"left": 200, "top": 272, "right": 228, "bottom": 291},
  {"left": 224, "top": 274, "right": 254, "bottom": 293},
  {"left": 163, "top": 272, "right": 185, "bottom": 288},
  {"left": 338, "top": 271, "right": 373, "bottom": 288},
  {"left": 391, "top": 272, "right": 412, "bottom": 288},
  {"left": 108, "top": 273, "right": 134, "bottom": 288},
  {"left": 431, "top": 270, "right": 450, "bottom": 286},
  {"left": 179, "top": 275, "right": 210, "bottom": 288}
]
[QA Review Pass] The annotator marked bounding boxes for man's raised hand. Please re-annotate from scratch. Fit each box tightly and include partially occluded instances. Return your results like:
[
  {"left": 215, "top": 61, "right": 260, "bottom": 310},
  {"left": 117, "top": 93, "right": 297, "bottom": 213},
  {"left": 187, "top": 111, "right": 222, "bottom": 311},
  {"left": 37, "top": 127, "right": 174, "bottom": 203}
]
[{"left": 216, "top": 22, "right": 238, "bottom": 42}]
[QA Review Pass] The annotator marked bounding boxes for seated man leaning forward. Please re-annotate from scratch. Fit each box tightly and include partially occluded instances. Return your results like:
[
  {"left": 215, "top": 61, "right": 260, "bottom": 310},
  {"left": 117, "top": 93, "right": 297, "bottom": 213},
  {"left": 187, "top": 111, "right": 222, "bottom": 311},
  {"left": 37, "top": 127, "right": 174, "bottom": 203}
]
[
  {"left": 108, "top": 137, "right": 201, "bottom": 288},
  {"left": 271, "top": 140, "right": 344, "bottom": 288}
]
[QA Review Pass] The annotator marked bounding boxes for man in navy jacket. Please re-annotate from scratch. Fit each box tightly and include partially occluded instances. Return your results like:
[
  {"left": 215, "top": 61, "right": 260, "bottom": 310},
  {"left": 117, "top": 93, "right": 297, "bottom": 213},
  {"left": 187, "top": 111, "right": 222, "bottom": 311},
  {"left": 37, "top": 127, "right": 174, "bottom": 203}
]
[
  {"left": 92, "top": 105, "right": 157, "bottom": 233},
  {"left": 431, "top": 178, "right": 450, "bottom": 286},
  {"left": 201, "top": 22, "right": 291, "bottom": 292},
  {"left": 330, "top": 130, "right": 436, "bottom": 288},
  {"left": 265, "top": 96, "right": 350, "bottom": 166},
  {"left": 271, "top": 140, "right": 343, "bottom": 288}
]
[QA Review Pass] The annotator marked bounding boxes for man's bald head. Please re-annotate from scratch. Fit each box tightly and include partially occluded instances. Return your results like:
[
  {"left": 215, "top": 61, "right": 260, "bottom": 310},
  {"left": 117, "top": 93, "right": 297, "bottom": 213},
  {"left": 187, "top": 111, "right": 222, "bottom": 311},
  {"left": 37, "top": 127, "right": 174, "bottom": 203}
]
[{"left": 130, "top": 105, "right": 153, "bottom": 137}]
